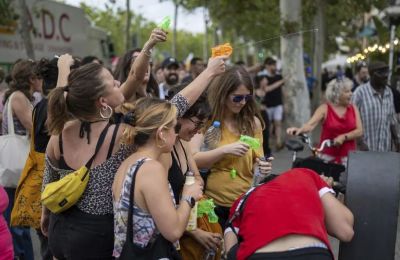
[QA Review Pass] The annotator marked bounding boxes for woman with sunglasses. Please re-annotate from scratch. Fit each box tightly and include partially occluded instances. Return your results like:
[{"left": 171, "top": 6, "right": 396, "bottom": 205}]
[
  {"left": 287, "top": 77, "right": 363, "bottom": 166},
  {"left": 191, "top": 66, "right": 273, "bottom": 230}
]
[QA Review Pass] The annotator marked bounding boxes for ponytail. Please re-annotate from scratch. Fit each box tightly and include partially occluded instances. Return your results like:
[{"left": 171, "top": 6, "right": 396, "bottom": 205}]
[{"left": 47, "top": 86, "right": 71, "bottom": 135}]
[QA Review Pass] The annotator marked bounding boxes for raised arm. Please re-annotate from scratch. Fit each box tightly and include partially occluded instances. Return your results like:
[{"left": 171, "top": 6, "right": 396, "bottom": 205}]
[
  {"left": 178, "top": 56, "right": 227, "bottom": 107},
  {"left": 119, "top": 29, "right": 167, "bottom": 100},
  {"left": 56, "top": 54, "right": 75, "bottom": 88}
]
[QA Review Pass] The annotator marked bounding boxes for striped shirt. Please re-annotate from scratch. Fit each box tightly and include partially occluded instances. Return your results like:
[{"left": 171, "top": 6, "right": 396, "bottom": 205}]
[{"left": 352, "top": 82, "right": 398, "bottom": 151}]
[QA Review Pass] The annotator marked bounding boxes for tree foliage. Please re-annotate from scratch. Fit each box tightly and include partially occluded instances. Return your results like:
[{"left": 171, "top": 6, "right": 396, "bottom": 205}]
[
  {"left": 80, "top": 2, "right": 207, "bottom": 63},
  {"left": 180, "top": 0, "right": 390, "bottom": 61}
]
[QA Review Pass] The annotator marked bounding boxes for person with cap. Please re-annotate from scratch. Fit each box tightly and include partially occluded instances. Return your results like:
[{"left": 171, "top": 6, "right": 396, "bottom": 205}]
[
  {"left": 352, "top": 61, "right": 369, "bottom": 92},
  {"left": 352, "top": 61, "right": 400, "bottom": 152},
  {"left": 159, "top": 57, "right": 180, "bottom": 99}
]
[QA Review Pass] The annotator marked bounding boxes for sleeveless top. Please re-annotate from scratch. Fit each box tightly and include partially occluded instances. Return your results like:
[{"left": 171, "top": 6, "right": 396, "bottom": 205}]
[
  {"left": 113, "top": 158, "right": 176, "bottom": 257},
  {"left": 2, "top": 94, "right": 32, "bottom": 135},
  {"left": 320, "top": 104, "right": 356, "bottom": 163},
  {"left": 42, "top": 125, "right": 134, "bottom": 215},
  {"left": 205, "top": 125, "right": 264, "bottom": 207},
  {"left": 168, "top": 140, "right": 188, "bottom": 204}
]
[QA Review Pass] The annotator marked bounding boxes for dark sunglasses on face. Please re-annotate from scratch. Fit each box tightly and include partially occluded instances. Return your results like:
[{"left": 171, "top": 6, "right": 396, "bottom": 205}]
[
  {"left": 373, "top": 68, "right": 389, "bottom": 77},
  {"left": 188, "top": 118, "right": 205, "bottom": 129},
  {"left": 231, "top": 94, "right": 253, "bottom": 103}
]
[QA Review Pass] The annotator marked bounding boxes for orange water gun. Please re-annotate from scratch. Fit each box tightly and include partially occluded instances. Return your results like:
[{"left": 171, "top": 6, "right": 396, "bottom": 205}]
[{"left": 211, "top": 43, "right": 233, "bottom": 58}]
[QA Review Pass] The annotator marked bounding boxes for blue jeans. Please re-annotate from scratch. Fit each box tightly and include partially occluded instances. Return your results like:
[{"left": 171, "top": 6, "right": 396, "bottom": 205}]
[{"left": 4, "top": 187, "right": 34, "bottom": 260}]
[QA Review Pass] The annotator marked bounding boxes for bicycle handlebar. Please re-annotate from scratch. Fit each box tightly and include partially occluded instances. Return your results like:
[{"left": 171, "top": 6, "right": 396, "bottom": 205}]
[{"left": 297, "top": 133, "right": 334, "bottom": 153}]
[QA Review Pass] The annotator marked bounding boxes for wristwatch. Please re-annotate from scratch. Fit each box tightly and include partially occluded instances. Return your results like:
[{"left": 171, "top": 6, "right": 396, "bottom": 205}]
[{"left": 181, "top": 195, "right": 195, "bottom": 208}]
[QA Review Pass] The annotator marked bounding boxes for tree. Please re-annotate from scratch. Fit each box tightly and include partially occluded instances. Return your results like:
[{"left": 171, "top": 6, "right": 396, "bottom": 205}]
[
  {"left": 17, "top": 0, "right": 35, "bottom": 59},
  {"left": 80, "top": 2, "right": 206, "bottom": 62},
  {"left": 280, "top": 0, "right": 310, "bottom": 126}
]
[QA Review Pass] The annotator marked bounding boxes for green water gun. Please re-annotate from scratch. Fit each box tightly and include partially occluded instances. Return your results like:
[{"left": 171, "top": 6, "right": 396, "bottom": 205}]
[
  {"left": 240, "top": 135, "right": 261, "bottom": 150},
  {"left": 197, "top": 199, "right": 219, "bottom": 223},
  {"left": 158, "top": 16, "right": 171, "bottom": 31}
]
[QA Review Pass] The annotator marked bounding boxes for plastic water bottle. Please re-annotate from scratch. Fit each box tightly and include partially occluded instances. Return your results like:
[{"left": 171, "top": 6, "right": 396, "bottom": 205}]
[
  {"left": 203, "top": 121, "right": 221, "bottom": 150},
  {"left": 203, "top": 249, "right": 216, "bottom": 260},
  {"left": 253, "top": 156, "right": 267, "bottom": 186},
  {"left": 185, "top": 171, "right": 198, "bottom": 231}
]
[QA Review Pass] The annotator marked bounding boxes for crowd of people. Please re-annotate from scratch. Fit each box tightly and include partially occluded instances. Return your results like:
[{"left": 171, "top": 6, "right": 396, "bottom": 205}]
[{"left": 0, "top": 22, "right": 399, "bottom": 260}]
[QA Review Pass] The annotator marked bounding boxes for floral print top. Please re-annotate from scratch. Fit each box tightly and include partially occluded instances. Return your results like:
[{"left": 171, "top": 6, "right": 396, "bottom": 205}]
[{"left": 113, "top": 158, "right": 177, "bottom": 257}]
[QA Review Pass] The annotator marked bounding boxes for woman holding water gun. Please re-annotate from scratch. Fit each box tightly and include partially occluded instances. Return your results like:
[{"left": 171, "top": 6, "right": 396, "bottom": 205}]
[{"left": 190, "top": 66, "right": 273, "bottom": 230}]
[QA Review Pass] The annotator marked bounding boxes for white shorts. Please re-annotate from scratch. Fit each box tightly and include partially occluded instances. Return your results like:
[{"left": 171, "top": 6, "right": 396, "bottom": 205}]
[{"left": 267, "top": 105, "right": 283, "bottom": 121}]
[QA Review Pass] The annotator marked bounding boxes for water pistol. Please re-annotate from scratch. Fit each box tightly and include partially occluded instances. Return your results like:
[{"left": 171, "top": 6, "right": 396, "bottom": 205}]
[
  {"left": 197, "top": 199, "right": 219, "bottom": 223},
  {"left": 211, "top": 43, "right": 233, "bottom": 58},
  {"left": 158, "top": 16, "right": 171, "bottom": 31},
  {"left": 240, "top": 135, "right": 261, "bottom": 150}
]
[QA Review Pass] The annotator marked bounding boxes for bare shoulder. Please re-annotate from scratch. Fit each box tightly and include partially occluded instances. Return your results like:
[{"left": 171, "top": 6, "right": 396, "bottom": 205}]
[
  {"left": 10, "top": 91, "right": 29, "bottom": 106},
  {"left": 46, "top": 135, "right": 59, "bottom": 161},
  {"left": 254, "top": 116, "right": 262, "bottom": 130}
]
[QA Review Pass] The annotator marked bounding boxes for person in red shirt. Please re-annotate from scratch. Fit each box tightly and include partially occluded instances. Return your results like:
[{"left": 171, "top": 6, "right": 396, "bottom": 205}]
[
  {"left": 287, "top": 78, "right": 363, "bottom": 165},
  {"left": 224, "top": 168, "right": 354, "bottom": 260}
]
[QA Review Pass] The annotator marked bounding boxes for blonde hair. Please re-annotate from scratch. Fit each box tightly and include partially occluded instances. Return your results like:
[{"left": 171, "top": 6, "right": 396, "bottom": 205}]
[
  {"left": 122, "top": 97, "right": 177, "bottom": 146},
  {"left": 325, "top": 77, "right": 353, "bottom": 105}
]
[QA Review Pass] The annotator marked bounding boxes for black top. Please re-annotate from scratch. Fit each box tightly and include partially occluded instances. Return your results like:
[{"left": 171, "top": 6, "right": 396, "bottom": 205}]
[
  {"left": 263, "top": 74, "right": 283, "bottom": 107},
  {"left": 33, "top": 99, "right": 50, "bottom": 153},
  {"left": 168, "top": 140, "right": 189, "bottom": 204},
  {"left": 391, "top": 86, "right": 400, "bottom": 113}
]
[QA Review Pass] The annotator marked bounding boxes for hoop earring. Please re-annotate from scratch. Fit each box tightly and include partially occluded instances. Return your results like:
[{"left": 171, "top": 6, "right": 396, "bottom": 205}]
[{"left": 100, "top": 104, "right": 113, "bottom": 119}]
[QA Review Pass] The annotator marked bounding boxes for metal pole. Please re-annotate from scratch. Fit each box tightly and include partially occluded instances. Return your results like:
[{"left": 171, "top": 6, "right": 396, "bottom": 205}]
[
  {"left": 125, "top": 0, "right": 131, "bottom": 51},
  {"left": 389, "top": 24, "right": 396, "bottom": 82},
  {"left": 203, "top": 7, "right": 208, "bottom": 61}
]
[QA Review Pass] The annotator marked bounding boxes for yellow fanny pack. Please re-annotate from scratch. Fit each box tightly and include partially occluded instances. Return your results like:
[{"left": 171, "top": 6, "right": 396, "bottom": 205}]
[{"left": 41, "top": 123, "right": 110, "bottom": 214}]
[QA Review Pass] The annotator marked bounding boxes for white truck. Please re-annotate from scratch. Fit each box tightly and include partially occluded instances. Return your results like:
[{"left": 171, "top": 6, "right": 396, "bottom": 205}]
[{"left": 0, "top": 0, "right": 112, "bottom": 72}]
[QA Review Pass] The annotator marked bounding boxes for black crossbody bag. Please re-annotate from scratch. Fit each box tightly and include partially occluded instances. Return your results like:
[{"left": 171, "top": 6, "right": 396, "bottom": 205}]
[{"left": 118, "top": 158, "right": 182, "bottom": 260}]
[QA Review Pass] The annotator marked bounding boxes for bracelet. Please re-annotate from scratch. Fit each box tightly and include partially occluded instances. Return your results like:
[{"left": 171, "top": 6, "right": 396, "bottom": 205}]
[{"left": 142, "top": 48, "right": 152, "bottom": 57}]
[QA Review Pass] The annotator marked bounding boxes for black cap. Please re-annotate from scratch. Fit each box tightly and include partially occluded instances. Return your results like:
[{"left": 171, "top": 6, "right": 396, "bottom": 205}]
[
  {"left": 162, "top": 57, "right": 179, "bottom": 69},
  {"left": 368, "top": 61, "right": 388, "bottom": 74}
]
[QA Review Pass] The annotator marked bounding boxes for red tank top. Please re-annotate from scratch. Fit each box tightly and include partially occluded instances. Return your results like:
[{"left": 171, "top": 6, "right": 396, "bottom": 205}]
[{"left": 320, "top": 104, "right": 356, "bottom": 163}]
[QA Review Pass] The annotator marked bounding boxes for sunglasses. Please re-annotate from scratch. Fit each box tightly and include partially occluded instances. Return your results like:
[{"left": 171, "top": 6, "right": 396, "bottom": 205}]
[
  {"left": 188, "top": 118, "right": 205, "bottom": 130},
  {"left": 373, "top": 68, "right": 389, "bottom": 76},
  {"left": 231, "top": 94, "right": 253, "bottom": 103}
]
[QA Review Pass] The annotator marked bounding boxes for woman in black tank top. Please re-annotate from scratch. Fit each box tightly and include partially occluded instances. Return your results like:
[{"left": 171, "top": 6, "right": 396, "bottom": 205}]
[{"left": 163, "top": 88, "right": 223, "bottom": 259}]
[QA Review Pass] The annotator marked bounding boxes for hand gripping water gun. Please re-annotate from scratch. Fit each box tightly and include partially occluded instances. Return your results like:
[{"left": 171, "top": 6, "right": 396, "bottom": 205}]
[
  {"left": 197, "top": 199, "right": 219, "bottom": 223},
  {"left": 158, "top": 16, "right": 171, "bottom": 31},
  {"left": 240, "top": 135, "right": 261, "bottom": 150},
  {"left": 211, "top": 43, "right": 233, "bottom": 58}
]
